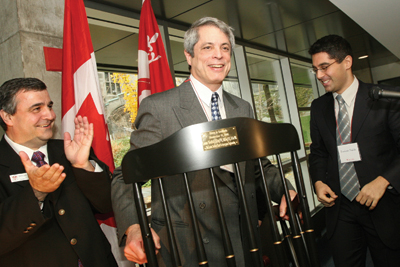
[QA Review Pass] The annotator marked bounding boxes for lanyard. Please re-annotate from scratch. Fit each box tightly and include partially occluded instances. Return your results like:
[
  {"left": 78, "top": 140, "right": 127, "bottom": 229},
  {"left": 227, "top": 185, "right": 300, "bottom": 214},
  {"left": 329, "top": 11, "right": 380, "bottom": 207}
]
[{"left": 189, "top": 79, "right": 212, "bottom": 122}]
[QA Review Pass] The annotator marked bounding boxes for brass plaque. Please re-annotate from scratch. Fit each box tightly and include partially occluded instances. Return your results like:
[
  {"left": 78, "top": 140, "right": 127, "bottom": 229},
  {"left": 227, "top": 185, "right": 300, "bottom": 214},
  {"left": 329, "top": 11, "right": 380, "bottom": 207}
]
[{"left": 201, "top": 126, "right": 239, "bottom": 151}]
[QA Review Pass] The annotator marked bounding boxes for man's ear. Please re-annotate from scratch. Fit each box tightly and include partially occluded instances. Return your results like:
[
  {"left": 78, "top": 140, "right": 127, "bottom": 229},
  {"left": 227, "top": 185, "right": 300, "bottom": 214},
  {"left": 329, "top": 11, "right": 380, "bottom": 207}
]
[
  {"left": 0, "top": 110, "right": 13, "bottom": 127},
  {"left": 184, "top": 50, "right": 192, "bottom": 66},
  {"left": 344, "top": 55, "right": 353, "bottom": 70}
]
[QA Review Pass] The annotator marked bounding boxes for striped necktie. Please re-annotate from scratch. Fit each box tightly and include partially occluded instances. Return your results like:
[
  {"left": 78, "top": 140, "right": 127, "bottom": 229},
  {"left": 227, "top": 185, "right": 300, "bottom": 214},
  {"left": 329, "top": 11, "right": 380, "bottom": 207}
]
[{"left": 336, "top": 94, "right": 360, "bottom": 201}]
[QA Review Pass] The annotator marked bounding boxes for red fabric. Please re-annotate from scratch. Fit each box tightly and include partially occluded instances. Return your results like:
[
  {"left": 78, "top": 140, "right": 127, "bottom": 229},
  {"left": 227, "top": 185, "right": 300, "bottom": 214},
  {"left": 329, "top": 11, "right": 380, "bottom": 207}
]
[
  {"left": 61, "top": 0, "right": 121, "bottom": 259},
  {"left": 61, "top": 0, "right": 114, "bottom": 173},
  {"left": 137, "top": 0, "right": 175, "bottom": 105},
  {"left": 43, "top": 47, "right": 63, "bottom": 71}
]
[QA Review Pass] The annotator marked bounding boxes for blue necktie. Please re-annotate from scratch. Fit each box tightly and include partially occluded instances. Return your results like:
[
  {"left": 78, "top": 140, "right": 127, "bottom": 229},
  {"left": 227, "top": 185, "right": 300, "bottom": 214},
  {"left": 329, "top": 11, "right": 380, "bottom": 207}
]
[
  {"left": 336, "top": 94, "right": 360, "bottom": 201},
  {"left": 211, "top": 92, "right": 222, "bottom": 121}
]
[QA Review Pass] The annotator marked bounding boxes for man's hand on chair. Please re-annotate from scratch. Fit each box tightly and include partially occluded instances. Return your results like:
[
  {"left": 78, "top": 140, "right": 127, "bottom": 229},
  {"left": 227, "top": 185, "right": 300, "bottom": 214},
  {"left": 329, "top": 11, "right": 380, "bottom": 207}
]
[{"left": 124, "top": 224, "right": 161, "bottom": 264}]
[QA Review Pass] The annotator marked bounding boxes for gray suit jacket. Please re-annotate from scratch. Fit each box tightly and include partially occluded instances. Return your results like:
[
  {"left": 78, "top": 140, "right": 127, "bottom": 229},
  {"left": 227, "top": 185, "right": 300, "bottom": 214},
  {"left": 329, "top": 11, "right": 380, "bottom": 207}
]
[{"left": 112, "top": 81, "right": 289, "bottom": 266}]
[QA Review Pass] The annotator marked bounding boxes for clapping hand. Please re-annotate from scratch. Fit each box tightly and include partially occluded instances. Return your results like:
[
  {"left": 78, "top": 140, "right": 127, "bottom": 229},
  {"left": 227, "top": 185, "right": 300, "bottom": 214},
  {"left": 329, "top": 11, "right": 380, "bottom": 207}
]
[{"left": 64, "top": 116, "right": 94, "bottom": 171}]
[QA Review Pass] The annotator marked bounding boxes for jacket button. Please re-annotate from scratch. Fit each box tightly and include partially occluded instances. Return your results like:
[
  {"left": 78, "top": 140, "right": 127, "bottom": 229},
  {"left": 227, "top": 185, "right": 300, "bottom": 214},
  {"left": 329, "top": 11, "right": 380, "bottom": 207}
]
[
  {"left": 30, "top": 223, "right": 36, "bottom": 227},
  {"left": 58, "top": 209, "right": 65, "bottom": 215},
  {"left": 202, "top": 238, "right": 209, "bottom": 244},
  {"left": 70, "top": 238, "right": 77, "bottom": 245},
  {"left": 23, "top": 230, "right": 29, "bottom": 234},
  {"left": 27, "top": 226, "right": 33, "bottom": 230},
  {"left": 199, "top": 202, "right": 206, "bottom": 209}
]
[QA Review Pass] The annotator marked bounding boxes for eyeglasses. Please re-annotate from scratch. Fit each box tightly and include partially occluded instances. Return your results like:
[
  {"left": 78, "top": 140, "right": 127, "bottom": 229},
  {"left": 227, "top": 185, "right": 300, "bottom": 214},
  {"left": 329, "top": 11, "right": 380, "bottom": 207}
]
[{"left": 310, "top": 61, "right": 337, "bottom": 75}]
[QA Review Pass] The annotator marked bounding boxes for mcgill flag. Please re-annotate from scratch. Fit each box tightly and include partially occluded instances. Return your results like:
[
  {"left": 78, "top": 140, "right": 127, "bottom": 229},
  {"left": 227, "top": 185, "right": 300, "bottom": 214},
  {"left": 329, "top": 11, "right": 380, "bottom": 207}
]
[
  {"left": 138, "top": 0, "right": 175, "bottom": 105},
  {"left": 61, "top": 0, "right": 130, "bottom": 266}
]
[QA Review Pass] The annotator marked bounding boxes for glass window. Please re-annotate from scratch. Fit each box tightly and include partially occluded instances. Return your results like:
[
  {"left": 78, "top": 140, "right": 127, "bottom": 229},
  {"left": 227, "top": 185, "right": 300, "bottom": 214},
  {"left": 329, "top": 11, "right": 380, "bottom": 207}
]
[
  {"left": 290, "top": 59, "right": 319, "bottom": 154},
  {"left": 245, "top": 48, "right": 290, "bottom": 124}
]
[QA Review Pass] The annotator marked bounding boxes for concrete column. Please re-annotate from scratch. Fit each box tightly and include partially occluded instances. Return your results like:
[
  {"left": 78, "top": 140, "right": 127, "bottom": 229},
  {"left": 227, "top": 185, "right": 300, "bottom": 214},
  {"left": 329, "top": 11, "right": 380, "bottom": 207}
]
[{"left": 0, "top": 0, "right": 64, "bottom": 138}]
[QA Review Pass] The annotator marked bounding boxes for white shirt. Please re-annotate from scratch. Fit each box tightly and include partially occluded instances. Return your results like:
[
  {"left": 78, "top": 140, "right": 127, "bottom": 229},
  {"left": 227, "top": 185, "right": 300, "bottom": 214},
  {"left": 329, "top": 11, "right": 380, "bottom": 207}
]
[
  {"left": 189, "top": 74, "right": 227, "bottom": 121},
  {"left": 333, "top": 76, "right": 359, "bottom": 120},
  {"left": 189, "top": 75, "right": 233, "bottom": 172},
  {"left": 4, "top": 134, "right": 102, "bottom": 171},
  {"left": 4, "top": 134, "right": 49, "bottom": 166}
]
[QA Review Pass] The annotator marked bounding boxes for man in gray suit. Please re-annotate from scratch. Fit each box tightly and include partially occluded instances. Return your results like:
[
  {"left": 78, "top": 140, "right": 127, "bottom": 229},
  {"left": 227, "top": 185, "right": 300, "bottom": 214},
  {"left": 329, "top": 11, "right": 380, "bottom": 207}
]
[{"left": 112, "top": 17, "right": 297, "bottom": 266}]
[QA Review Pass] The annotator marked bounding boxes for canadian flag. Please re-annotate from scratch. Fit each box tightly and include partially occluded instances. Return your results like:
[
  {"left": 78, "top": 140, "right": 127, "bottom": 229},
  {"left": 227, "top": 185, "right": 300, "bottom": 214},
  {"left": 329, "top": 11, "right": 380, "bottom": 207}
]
[
  {"left": 138, "top": 0, "right": 175, "bottom": 105},
  {"left": 61, "top": 0, "right": 130, "bottom": 266}
]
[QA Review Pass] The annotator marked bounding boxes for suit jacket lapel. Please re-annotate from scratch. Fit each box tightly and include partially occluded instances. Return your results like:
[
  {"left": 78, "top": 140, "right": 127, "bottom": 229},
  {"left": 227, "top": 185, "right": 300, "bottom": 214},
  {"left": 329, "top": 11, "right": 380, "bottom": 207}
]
[
  {"left": 0, "top": 137, "right": 30, "bottom": 188},
  {"left": 323, "top": 94, "right": 337, "bottom": 140},
  {"left": 352, "top": 82, "right": 373, "bottom": 141},
  {"left": 224, "top": 92, "right": 240, "bottom": 118},
  {"left": 173, "top": 81, "right": 208, "bottom": 128},
  {"left": 173, "top": 82, "right": 238, "bottom": 193}
]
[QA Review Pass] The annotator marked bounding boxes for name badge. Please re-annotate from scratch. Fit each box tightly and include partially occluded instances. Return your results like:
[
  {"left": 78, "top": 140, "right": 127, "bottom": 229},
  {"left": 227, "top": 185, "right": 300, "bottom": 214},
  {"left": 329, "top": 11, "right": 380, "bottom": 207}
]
[
  {"left": 338, "top": 143, "right": 361, "bottom": 163},
  {"left": 10, "top": 173, "right": 29, "bottom": 183}
]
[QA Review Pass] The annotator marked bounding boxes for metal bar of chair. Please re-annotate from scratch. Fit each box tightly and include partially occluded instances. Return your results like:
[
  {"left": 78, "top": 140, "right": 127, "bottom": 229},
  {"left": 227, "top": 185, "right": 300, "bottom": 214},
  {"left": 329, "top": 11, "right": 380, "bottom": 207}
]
[
  {"left": 157, "top": 179, "right": 181, "bottom": 267},
  {"left": 209, "top": 169, "right": 237, "bottom": 267},
  {"left": 233, "top": 163, "right": 261, "bottom": 266},
  {"left": 276, "top": 154, "right": 310, "bottom": 267},
  {"left": 258, "top": 158, "right": 290, "bottom": 267},
  {"left": 182, "top": 173, "right": 209, "bottom": 266},
  {"left": 291, "top": 152, "right": 320, "bottom": 267}
]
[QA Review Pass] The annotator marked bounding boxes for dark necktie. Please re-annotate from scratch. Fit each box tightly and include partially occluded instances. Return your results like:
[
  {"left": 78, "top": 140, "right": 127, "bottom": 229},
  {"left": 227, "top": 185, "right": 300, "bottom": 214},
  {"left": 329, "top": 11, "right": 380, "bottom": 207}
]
[
  {"left": 336, "top": 94, "right": 360, "bottom": 201},
  {"left": 211, "top": 92, "right": 222, "bottom": 121},
  {"left": 211, "top": 92, "right": 237, "bottom": 192},
  {"left": 31, "top": 151, "right": 48, "bottom": 167}
]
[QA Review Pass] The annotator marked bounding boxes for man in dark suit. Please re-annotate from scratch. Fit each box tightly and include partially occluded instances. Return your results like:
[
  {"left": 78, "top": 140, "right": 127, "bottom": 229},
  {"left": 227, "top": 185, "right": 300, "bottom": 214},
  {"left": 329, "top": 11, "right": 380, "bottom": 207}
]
[
  {"left": 0, "top": 78, "right": 117, "bottom": 266},
  {"left": 112, "top": 17, "right": 297, "bottom": 266},
  {"left": 308, "top": 35, "right": 400, "bottom": 267}
]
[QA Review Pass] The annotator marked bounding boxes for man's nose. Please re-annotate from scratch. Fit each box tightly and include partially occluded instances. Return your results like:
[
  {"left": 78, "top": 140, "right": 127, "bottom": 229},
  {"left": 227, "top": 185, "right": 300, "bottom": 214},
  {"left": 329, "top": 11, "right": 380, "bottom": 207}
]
[
  {"left": 213, "top": 48, "right": 223, "bottom": 59},
  {"left": 43, "top": 107, "right": 56, "bottom": 120},
  {"left": 316, "top": 70, "right": 325, "bottom": 80}
]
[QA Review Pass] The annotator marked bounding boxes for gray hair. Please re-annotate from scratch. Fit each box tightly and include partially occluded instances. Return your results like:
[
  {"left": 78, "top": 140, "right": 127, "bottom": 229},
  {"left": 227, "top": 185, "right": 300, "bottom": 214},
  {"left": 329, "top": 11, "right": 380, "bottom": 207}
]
[{"left": 184, "top": 17, "right": 235, "bottom": 57}]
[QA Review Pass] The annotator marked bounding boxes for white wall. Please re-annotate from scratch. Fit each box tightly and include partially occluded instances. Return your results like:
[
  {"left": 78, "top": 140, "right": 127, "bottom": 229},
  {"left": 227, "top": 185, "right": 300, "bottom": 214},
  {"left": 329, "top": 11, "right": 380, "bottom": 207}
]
[{"left": 371, "top": 62, "right": 400, "bottom": 84}]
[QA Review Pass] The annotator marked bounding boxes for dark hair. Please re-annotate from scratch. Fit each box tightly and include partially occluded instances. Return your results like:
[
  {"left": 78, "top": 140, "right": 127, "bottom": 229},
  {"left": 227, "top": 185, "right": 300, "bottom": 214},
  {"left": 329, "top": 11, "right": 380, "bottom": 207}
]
[
  {"left": 308, "top": 34, "right": 353, "bottom": 63},
  {"left": 0, "top": 78, "right": 47, "bottom": 130}
]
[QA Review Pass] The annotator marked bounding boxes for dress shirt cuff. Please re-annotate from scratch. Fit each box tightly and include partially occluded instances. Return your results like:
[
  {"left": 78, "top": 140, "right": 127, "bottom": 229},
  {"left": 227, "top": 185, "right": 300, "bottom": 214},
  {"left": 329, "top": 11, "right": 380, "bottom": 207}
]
[{"left": 90, "top": 160, "right": 104, "bottom": 173}]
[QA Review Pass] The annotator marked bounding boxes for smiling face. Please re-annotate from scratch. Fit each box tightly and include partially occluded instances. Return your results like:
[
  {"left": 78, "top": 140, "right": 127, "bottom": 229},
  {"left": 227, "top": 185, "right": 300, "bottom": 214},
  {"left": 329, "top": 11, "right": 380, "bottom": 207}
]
[
  {"left": 184, "top": 25, "right": 232, "bottom": 92},
  {"left": 311, "top": 52, "right": 354, "bottom": 94},
  {"left": 1, "top": 90, "right": 56, "bottom": 150}
]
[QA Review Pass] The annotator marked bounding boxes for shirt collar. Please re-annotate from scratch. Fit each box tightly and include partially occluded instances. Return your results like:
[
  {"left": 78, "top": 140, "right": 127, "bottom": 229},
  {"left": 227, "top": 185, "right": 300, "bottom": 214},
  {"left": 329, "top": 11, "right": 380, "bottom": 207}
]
[
  {"left": 333, "top": 75, "right": 359, "bottom": 105},
  {"left": 4, "top": 134, "right": 48, "bottom": 163},
  {"left": 190, "top": 74, "right": 224, "bottom": 106}
]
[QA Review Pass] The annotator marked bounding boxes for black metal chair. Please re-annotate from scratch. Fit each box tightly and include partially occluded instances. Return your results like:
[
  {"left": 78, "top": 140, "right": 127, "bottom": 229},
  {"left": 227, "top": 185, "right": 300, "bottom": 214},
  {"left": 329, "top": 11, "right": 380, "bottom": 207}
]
[{"left": 122, "top": 117, "right": 320, "bottom": 267}]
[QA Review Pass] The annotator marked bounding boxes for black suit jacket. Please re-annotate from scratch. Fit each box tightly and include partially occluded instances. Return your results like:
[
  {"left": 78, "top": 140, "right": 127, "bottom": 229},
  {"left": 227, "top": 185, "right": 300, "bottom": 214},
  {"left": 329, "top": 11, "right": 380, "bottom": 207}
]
[
  {"left": 0, "top": 138, "right": 117, "bottom": 266},
  {"left": 309, "top": 80, "right": 400, "bottom": 249}
]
